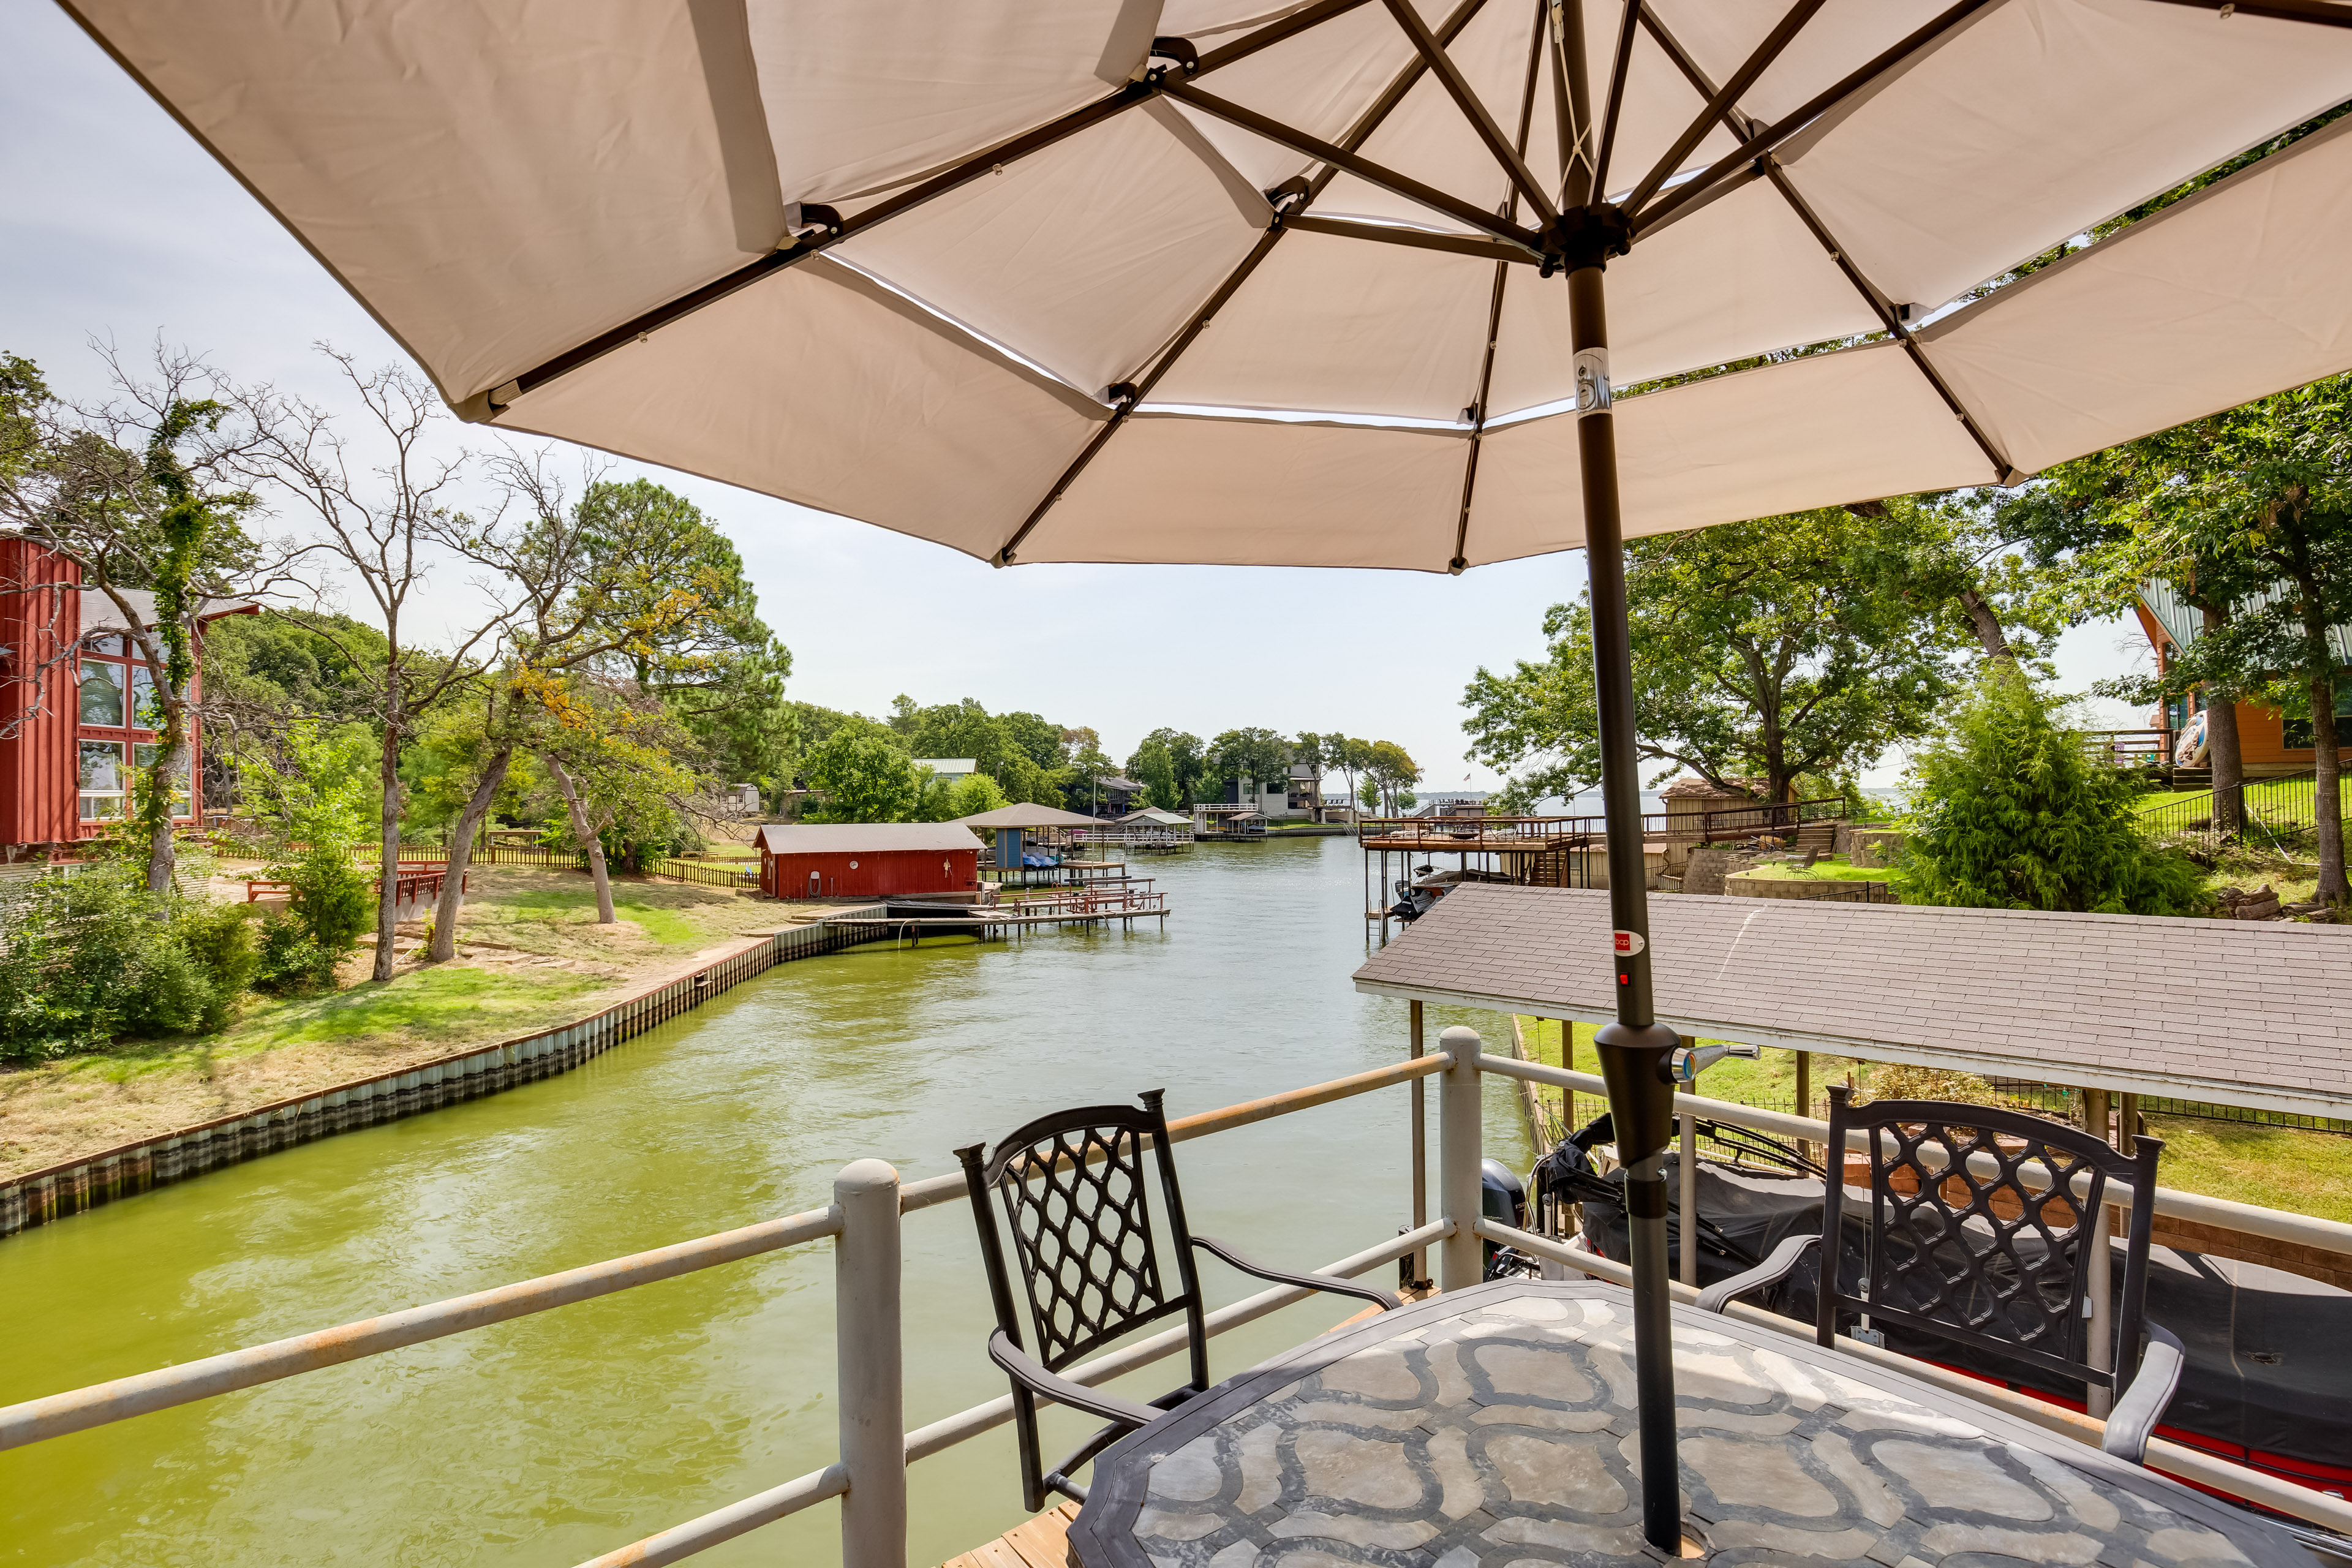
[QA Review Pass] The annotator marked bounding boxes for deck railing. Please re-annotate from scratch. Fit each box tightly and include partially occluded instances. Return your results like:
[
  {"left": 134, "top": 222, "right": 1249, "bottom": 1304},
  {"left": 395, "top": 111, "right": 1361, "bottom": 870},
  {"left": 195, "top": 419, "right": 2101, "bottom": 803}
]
[
  {"left": 2082, "top": 728, "right": 2179, "bottom": 769},
  {"left": 6, "top": 1039, "right": 2348, "bottom": 1566},
  {"left": 1357, "top": 797, "right": 1849, "bottom": 850}
]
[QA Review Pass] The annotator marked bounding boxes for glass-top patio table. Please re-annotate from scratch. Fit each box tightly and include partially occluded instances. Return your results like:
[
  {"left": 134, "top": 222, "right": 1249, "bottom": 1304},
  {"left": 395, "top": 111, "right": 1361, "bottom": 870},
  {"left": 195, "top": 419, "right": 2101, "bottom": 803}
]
[{"left": 1066, "top": 1279, "right": 2308, "bottom": 1568}]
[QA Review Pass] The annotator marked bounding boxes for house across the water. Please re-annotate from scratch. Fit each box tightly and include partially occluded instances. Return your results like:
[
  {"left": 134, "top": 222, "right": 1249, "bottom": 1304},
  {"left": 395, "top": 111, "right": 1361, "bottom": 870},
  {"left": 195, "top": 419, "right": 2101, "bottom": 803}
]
[{"left": 0, "top": 536, "right": 255, "bottom": 862}]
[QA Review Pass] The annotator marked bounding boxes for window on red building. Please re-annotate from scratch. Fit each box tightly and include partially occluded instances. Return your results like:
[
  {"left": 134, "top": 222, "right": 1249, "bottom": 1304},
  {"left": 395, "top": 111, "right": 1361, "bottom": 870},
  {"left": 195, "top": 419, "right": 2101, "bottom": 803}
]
[{"left": 75, "top": 633, "right": 196, "bottom": 823}]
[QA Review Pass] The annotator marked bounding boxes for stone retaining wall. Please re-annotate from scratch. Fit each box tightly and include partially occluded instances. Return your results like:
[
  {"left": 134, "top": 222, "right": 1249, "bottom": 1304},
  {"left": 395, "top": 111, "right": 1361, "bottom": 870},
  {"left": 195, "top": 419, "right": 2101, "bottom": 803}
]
[
  {"left": 1725, "top": 870, "right": 1894, "bottom": 902},
  {"left": 0, "top": 911, "right": 886, "bottom": 1240}
]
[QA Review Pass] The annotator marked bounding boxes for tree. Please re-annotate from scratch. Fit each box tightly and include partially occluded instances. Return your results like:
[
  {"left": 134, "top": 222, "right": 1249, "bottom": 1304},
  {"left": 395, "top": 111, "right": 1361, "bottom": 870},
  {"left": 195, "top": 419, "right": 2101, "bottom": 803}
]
[
  {"left": 1324, "top": 736, "right": 1373, "bottom": 815},
  {"left": 1464, "top": 508, "right": 1961, "bottom": 810},
  {"left": 802, "top": 721, "right": 921, "bottom": 823},
  {"left": 571, "top": 478, "right": 794, "bottom": 791},
  {"left": 1204, "top": 726, "right": 1290, "bottom": 808},
  {"left": 533, "top": 677, "right": 701, "bottom": 919},
  {"left": 0, "top": 346, "right": 287, "bottom": 892},
  {"left": 1363, "top": 740, "right": 1422, "bottom": 816},
  {"left": 1067, "top": 742, "right": 1115, "bottom": 815},
  {"left": 1903, "top": 667, "right": 2208, "bottom": 916},
  {"left": 2045, "top": 379, "right": 2352, "bottom": 899},
  {"left": 236, "top": 352, "right": 507, "bottom": 979},
  {"left": 1128, "top": 734, "right": 1180, "bottom": 812},
  {"left": 1128, "top": 727, "right": 1205, "bottom": 806},
  {"left": 948, "top": 772, "right": 1009, "bottom": 817},
  {"left": 419, "top": 457, "right": 753, "bottom": 955}
]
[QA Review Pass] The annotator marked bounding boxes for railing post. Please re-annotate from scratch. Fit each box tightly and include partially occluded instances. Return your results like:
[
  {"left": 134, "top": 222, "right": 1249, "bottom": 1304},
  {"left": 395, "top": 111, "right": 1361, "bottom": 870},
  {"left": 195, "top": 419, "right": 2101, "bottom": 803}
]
[
  {"left": 2080, "top": 1087, "right": 2114, "bottom": 1419},
  {"left": 1409, "top": 1001, "right": 1428, "bottom": 1291},
  {"left": 834, "top": 1159, "right": 905, "bottom": 1568},
  {"left": 1438, "top": 1025, "right": 1483, "bottom": 1292}
]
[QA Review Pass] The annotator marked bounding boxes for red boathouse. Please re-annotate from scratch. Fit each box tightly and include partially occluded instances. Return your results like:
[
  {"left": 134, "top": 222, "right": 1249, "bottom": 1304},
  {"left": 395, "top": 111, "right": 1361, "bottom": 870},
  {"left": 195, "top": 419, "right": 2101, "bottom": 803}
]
[{"left": 756, "top": 822, "right": 981, "bottom": 900}]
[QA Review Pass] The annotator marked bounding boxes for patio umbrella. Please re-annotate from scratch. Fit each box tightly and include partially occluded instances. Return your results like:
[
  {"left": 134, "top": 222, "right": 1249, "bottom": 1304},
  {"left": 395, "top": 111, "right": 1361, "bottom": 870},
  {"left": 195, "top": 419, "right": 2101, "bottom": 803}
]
[{"left": 61, "top": 0, "right": 2352, "bottom": 1547}]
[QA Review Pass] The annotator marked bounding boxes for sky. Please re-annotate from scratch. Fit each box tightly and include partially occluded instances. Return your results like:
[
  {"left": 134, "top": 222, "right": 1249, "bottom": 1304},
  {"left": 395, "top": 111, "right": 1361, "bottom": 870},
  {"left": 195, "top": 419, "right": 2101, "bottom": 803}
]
[{"left": 1, "top": 0, "right": 2150, "bottom": 794}]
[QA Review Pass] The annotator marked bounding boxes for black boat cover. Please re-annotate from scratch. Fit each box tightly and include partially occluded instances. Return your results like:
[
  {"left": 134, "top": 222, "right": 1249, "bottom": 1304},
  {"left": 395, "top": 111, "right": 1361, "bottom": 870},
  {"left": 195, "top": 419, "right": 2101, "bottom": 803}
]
[{"left": 1575, "top": 1156, "right": 2352, "bottom": 1471}]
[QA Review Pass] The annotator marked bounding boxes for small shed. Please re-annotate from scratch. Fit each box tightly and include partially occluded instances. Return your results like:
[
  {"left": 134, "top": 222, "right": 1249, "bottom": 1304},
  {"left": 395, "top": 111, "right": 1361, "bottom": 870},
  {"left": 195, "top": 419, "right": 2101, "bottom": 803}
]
[{"left": 756, "top": 822, "right": 980, "bottom": 900}]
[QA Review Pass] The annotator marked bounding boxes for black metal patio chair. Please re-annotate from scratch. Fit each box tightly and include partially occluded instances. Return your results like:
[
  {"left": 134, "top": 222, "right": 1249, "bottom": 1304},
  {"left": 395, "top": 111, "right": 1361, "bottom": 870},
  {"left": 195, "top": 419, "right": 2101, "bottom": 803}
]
[
  {"left": 956, "top": 1090, "right": 1398, "bottom": 1510},
  {"left": 1696, "top": 1085, "right": 2185, "bottom": 1464}
]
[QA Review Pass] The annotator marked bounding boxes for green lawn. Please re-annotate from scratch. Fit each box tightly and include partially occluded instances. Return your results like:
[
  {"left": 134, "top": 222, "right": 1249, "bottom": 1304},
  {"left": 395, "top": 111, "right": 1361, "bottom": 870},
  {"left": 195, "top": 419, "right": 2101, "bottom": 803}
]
[{"left": 1730, "top": 856, "right": 1913, "bottom": 898}]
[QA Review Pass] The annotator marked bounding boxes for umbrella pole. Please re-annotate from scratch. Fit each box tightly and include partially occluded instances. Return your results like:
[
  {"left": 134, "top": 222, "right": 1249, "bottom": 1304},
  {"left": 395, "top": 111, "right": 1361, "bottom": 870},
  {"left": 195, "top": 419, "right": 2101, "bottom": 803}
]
[{"left": 1566, "top": 252, "right": 1686, "bottom": 1553}]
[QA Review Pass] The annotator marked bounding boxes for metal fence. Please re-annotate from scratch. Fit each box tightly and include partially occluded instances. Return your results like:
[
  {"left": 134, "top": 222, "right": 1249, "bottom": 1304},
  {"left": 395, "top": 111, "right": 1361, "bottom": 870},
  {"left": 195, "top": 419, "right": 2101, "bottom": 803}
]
[
  {"left": 1986, "top": 1077, "right": 2352, "bottom": 1139},
  {"left": 2132, "top": 771, "right": 2338, "bottom": 854},
  {"left": 7, "top": 1034, "right": 2351, "bottom": 1560}
]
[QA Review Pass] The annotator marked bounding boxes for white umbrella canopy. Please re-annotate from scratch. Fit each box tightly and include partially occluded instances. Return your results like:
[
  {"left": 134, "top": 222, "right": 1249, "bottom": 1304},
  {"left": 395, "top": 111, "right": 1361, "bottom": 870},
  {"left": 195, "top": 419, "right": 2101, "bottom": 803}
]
[{"left": 61, "top": 0, "right": 2352, "bottom": 572}]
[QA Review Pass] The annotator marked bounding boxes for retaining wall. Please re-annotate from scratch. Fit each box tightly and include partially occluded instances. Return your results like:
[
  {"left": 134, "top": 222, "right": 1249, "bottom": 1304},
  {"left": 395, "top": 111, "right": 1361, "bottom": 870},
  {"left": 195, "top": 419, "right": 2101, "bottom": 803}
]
[{"left": 0, "top": 909, "right": 887, "bottom": 1240}]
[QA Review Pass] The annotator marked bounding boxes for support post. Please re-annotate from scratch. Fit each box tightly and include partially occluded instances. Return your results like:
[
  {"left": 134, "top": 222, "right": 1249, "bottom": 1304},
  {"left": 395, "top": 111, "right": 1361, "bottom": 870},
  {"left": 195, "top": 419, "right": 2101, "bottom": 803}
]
[
  {"left": 1438, "top": 1024, "right": 1484, "bottom": 1292},
  {"left": 835, "top": 1159, "right": 906, "bottom": 1568},
  {"left": 2081, "top": 1087, "right": 2114, "bottom": 1419},
  {"left": 1795, "top": 1048, "right": 1813, "bottom": 1164},
  {"left": 1678, "top": 1096, "right": 1698, "bottom": 1287},
  {"left": 1411, "top": 1000, "right": 1430, "bottom": 1289},
  {"left": 2118, "top": 1092, "right": 2138, "bottom": 1157},
  {"left": 1564, "top": 178, "right": 1683, "bottom": 1560}
]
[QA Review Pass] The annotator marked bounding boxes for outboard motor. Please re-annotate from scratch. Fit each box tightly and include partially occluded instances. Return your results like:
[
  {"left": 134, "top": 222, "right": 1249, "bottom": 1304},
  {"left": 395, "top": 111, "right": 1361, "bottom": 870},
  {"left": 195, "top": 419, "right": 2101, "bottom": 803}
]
[{"left": 1480, "top": 1158, "right": 1529, "bottom": 1276}]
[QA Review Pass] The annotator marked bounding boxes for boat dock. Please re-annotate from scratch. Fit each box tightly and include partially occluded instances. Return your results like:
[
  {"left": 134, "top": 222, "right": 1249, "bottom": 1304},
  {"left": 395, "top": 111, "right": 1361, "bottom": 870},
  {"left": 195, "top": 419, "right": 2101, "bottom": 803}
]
[{"left": 831, "top": 880, "right": 1169, "bottom": 942}]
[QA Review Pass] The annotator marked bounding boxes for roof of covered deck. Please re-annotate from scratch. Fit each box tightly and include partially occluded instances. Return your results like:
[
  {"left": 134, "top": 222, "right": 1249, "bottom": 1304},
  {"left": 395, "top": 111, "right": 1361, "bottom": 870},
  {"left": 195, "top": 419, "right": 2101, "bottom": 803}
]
[{"left": 1351, "top": 885, "right": 2352, "bottom": 1120}]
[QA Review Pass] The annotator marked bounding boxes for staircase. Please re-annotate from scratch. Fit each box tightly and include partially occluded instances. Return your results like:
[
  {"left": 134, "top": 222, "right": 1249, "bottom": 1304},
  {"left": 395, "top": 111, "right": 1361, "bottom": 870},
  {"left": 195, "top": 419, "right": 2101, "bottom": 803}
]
[{"left": 1794, "top": 820, "right": 1839, "bottom": 855}]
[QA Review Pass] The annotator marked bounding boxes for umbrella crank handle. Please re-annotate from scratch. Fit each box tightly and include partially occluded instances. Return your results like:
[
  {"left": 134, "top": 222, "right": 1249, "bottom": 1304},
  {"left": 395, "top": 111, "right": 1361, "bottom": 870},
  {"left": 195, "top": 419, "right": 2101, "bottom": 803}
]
[{"left": 1663, "top": 1041, "right": 1759, "bottom": 1083}]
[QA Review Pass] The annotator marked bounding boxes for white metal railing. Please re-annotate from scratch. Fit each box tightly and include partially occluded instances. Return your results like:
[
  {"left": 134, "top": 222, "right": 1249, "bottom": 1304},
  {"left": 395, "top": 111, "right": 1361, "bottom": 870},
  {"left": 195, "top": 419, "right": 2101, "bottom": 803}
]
[{"left": 4, "top": 1036, "right": 2349, "bottom": 1567}]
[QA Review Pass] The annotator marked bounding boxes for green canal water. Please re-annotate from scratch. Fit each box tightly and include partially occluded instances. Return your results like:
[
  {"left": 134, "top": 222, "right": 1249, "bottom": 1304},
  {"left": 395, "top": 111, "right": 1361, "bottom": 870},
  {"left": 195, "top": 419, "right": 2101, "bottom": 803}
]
[{"left": 0, "top": 836, "right": 1531, "bottom": 1567}]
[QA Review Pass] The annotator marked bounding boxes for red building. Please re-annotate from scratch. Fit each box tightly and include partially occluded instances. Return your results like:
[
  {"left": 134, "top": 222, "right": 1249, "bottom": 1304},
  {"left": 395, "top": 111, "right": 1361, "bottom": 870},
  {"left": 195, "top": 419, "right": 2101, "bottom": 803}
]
[
  {"left": 756, "top": 822, "right": 981, "bottom": 900},
  {"left": 0, "top": 537, "right": 252, "bottom": 860}
]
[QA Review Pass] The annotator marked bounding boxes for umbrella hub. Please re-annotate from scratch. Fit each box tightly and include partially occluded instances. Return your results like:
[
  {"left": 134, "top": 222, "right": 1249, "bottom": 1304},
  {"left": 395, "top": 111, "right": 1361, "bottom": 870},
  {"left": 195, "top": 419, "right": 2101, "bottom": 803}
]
[{"left": 1543, "top": 203, "right": 1632, "bottom": 277}]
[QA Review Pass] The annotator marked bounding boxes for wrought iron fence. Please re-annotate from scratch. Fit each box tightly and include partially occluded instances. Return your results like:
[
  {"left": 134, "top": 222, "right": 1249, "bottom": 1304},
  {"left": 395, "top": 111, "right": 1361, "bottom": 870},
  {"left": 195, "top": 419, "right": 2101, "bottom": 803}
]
[
  {"left": 1986, "top": 1076, "right": 2352, "bottom": 1139},
  {"left": 2132, "top": 771, "right": 2336, "bottom": 856}
]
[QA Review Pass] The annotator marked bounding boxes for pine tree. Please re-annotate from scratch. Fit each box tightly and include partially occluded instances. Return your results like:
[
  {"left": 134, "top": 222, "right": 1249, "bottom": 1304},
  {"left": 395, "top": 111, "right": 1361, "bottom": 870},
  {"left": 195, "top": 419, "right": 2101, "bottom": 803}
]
[{"left": 1904, "top": 668, "right": 2208, "bottom": 916}]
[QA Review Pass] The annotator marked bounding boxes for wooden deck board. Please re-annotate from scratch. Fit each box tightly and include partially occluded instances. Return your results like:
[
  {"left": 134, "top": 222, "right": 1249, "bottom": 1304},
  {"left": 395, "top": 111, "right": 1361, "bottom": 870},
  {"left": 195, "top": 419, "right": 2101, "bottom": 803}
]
[{"left": 942, "top": 1501, "right": 1078, "bottom": 1568}]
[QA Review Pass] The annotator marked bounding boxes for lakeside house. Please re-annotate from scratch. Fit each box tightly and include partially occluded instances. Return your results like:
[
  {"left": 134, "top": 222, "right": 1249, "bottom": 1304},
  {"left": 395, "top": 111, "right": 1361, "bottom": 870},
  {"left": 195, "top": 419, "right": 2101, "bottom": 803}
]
[
  {"left": 1205, "top": 750, "right": 1334, "bottom": 821},
  {"left": 2136, "top": 580, "right": 2352, "bottom": 774},
  {"left": 1412, "top": 791, "right": 1490, "bottom": 818},
  {"left": 910, "top": 758, "right": 975, "bottom": 788},
  {"left": 755, "top": 821, "right": 980, "bottom": 900},
  {"left": 0, "top": 536, "right": 255, "bottom": 862}
]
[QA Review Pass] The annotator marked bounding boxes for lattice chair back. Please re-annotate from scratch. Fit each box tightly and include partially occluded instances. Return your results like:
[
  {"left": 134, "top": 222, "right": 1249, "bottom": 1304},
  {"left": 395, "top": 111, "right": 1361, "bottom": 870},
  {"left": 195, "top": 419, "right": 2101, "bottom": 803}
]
[{"left": 1819, "top": 1085, "right": 2162, "bottom": 1400}]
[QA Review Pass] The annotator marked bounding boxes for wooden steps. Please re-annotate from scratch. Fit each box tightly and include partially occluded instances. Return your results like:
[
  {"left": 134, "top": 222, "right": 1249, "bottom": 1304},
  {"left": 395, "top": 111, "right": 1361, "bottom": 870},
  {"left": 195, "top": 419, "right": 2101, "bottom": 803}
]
[{"left": 941, "top": 1501, "right": 1079, "bottom": 1568}]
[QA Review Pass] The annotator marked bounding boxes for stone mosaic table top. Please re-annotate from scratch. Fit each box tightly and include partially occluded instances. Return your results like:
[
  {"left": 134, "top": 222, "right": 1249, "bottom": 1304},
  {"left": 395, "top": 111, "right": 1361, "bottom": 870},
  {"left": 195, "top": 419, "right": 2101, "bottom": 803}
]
[{"left": 1066, "top": 1280, "right": 2308, "bottom": 1568}]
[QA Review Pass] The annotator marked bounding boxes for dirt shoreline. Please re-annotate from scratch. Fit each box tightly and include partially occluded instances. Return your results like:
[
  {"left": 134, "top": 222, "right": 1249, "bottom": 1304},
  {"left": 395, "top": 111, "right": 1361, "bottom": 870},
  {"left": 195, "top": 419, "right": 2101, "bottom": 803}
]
[{"left": 0, "top": 868, "right": 846, "bottom": 1181}]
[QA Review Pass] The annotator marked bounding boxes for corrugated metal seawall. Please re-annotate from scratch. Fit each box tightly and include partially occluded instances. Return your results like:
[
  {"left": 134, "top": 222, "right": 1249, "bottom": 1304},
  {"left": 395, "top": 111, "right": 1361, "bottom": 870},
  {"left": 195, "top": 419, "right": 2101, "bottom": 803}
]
[{"left": 0, "top": 909, "right": 891, "bottom": 1239}]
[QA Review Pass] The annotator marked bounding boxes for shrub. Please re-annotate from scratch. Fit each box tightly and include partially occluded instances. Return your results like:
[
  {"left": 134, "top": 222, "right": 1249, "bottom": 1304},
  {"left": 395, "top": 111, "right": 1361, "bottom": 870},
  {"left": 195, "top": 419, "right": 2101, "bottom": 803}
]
[
  {"left": 0, "top": 865, "right": 263, "bottom": 1059},
  {"left": 253, "top": 911, "right": 341, "bottom": 994},
  {"left": 1902, "top": 667, "right": 2211, "bottom": 916},
  {"left": 279, "top": 841, "right": 372, "bottom": 956}
]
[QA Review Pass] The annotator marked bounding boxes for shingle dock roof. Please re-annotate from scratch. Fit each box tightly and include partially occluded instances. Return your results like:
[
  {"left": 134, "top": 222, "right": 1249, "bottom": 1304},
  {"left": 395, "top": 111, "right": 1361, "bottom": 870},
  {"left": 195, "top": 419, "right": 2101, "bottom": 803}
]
[{"left": 1351, "top": 886, "right": 2352, "bottom": 1118}]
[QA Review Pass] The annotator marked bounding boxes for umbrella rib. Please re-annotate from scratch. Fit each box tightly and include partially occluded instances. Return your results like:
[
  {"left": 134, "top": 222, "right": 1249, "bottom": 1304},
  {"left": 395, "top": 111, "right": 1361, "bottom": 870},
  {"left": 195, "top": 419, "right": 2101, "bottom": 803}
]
[
  {"left": 1379, "top": 0, "right": 1558, "bottom": 225},
  {"left": 1591, "top": 1, "right": 1643, "bottom": 200},
  {"left": 2134, "top": 0, "right": 2352, "bottom": 23},
  {"left": 1553, "top": 0, "right": 1591, "bottom": 208},
  {"left": 1630, "top": 0, "right": 1997, "bottom": 238},
  {"left": 490, "top": 82, "right": 1155, "bottom": 406},
  {"left": 1165, "top": 82, "right": 1546, "bottom": 252},
  {"left": 1284, "top": 215, "right": 1540, "bottom": 264},
  {"left": 1194, "top": 0, "right": 1382, "bottom": 75},
  {"left": 1453, "top": 0, "right": 1551, "bottom": 573},
  {"left": 1618, "top": 0, "right": 1825, "bottom": 216},
  {"left": 990, "top": 0, "right": 1493, "bottom": 567},
  {"left": 1635, "top": 12, "right": 2016, "bottom": 482}
]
